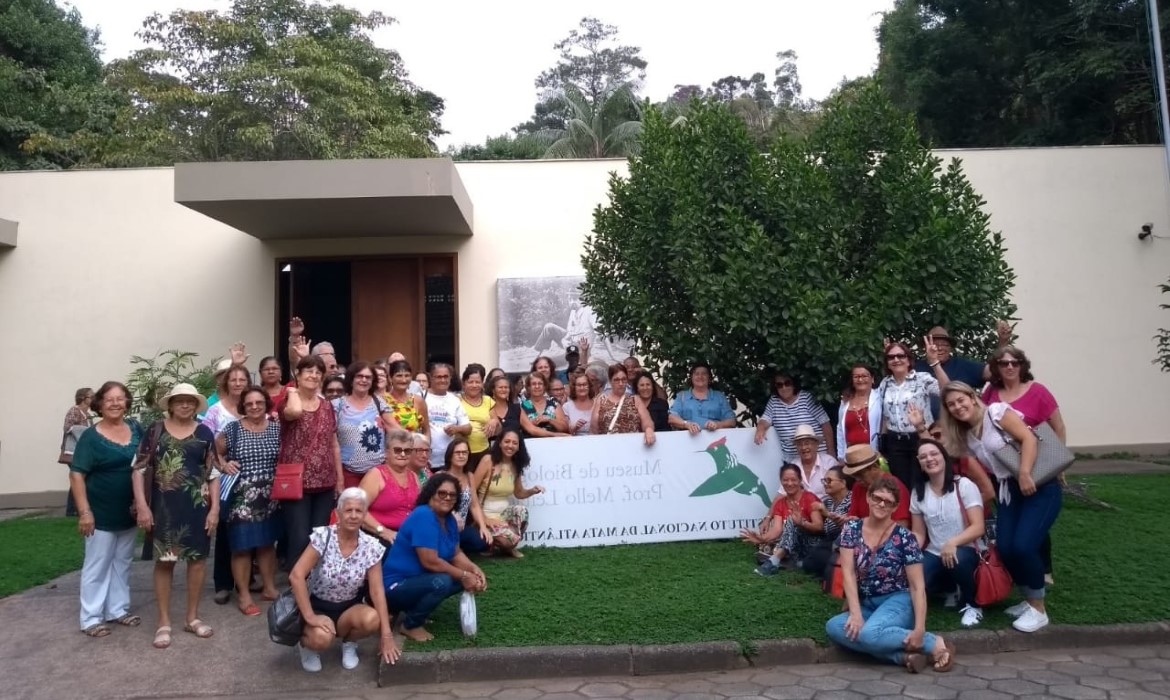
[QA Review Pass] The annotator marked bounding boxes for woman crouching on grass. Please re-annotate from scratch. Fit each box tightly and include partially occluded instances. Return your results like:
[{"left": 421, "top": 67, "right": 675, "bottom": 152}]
[
  {"left": 826, "top": 476, "right": 954, "bottom": 673},
  {"left": 288, "top": 488, "right": 399, "bottom": 673}
]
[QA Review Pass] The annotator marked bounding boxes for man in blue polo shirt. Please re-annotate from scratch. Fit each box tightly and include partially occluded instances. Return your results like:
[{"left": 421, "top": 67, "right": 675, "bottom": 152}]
[{"left": 668, "top": 362, "right": 737, "bottom": 434}]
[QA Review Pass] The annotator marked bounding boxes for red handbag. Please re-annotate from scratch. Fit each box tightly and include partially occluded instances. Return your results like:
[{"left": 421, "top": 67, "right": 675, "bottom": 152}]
[
  {"left": 954, "top": 485, "right": 1013, "bottom": 606},
  {"left": 272, "top": 463, "right": 304, "bottom": 501}
]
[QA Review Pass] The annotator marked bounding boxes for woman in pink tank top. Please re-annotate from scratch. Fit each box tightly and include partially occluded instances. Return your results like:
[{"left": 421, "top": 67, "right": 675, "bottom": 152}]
[{"left": 358, "top": 430, "right": 420, "bottom": 547}]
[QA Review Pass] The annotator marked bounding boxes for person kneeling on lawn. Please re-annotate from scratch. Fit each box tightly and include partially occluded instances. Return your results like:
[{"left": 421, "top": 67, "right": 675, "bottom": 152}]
[
  {"left": 826, "top": 476, "right": 954, "bottom": 673},
  {"left": 383, "top": 473, "right": 488, "bottom": 642},
  {"left": 288, "top": 488, "right": 399, "bottom": 673}
]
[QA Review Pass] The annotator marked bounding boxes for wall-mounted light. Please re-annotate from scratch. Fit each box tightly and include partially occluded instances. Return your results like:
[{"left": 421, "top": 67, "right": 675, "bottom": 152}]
[{"left": 281, "top": 264, "right": 292, "bottom": 272}]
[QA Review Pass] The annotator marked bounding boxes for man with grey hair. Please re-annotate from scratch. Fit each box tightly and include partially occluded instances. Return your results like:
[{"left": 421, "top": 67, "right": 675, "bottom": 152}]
[{"left": 312, "top": 341, "right": 340, "bottom": 377}]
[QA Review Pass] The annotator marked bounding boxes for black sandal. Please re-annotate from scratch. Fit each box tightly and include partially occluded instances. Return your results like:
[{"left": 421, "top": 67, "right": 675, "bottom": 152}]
[{"left": 108, "top": 614, "right": 141, "bottom": 627}]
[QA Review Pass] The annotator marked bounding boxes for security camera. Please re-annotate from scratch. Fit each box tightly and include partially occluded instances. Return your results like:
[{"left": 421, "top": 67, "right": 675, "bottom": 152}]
[{"left": 1139, "top": 223, "right": 1154, "bottom": 241}]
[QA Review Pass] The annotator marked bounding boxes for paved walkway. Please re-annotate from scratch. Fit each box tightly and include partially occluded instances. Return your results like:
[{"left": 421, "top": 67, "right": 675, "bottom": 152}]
[{"left": 159, "top": 644, "right": 1170, "bottom": 699}]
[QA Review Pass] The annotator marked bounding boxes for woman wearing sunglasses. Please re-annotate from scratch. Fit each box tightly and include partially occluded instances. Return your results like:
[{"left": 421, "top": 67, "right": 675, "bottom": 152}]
[
  {"left": 877, "top": 340, "right": 949, "bottom": 489},
  {"left": 980, "top": 346, "right": 1064, "bottom": 586},
  {"left": 826, "top": 475, "right": 954, "bottom": 673},
  {"left": 383, "top": 473, "right": 487, "bottom": 642},
  {"left": 754, "top": 372, "right": 834, "bottom": 465},
  {"left": 359, "top": 430, "right": 421, "bottom": 547}
]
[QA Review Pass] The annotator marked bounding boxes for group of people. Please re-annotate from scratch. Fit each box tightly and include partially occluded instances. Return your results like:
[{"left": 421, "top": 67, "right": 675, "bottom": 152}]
[
  {"left": 63, "top": 317, "right": 1062, "bottom": 675},
  {"left": 738, "top": 324, "right": 1064, "bottom": 673}
]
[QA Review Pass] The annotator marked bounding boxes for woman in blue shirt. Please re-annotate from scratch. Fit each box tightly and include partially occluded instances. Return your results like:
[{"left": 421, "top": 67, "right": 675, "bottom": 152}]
[{"left": 382, "top": 473, "right": 488, "bottom": 642}]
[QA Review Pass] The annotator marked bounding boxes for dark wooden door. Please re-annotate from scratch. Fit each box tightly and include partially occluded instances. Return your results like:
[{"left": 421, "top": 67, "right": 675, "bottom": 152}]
[{"left": 351, "top": 258, "right": 421, "bottom": 364}]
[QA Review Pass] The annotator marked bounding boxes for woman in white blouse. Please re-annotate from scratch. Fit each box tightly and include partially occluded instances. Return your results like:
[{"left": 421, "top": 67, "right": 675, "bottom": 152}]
[
  {"left": 837, "top": 364, "right": 881, "bottom": 460},
  {"left": 910, "top": 439, "right": 985, "bottom": 628},
  {"left": 939, "top": 381, "right": 1058, "bottom": 634},
  {"left": 877, "top": 340, "right": 949, "bottom": 489}
]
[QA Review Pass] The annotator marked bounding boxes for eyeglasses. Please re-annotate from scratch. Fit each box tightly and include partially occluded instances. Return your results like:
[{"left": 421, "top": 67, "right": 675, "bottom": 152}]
[
  {"left": 997, "top": 360, "right": 1021, "bottom": 368},
  {"left": 452, "top": 450, "right": 470, "bottom": 457},
  {"left": 886, "top": 353, "right": 907, "bottom": 361},
  {"left": 243, "top": 400, "right": 266, "bottom": 408},
  {"left": 851, "top": 374, "right": 871, "bottom": 381},
  {"left": 821, "top": 477, "right": 838, "bottom": 484},
  {"left": 354, "top": 374, "right": 373, "bottom": 381},
  {"left": 774, "top": 380, "right": 793, "bottom": 388},
  {"left": 390, "top": 447, "right": 415, "bottom": 456},
  {"left": 415, "top": 448, "right": 432, "bottom": 455},
  {"left": 869, "top": 494, "right": 896, "bottom": 508},
  {"left": 434, "top": 491, "right": 458, "bottom": 500}
]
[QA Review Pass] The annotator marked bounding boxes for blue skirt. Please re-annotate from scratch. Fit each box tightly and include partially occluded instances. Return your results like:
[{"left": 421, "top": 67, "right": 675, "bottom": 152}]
[{"left": 229, "top": 519, "right": 281, "bottom": 552}]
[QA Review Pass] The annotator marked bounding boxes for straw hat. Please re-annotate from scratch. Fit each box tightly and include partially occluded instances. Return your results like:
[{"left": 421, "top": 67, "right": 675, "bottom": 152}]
[
  {"left": 792, "top": 424, "right": 819, "bottom": 443},
  {"left": 842, "top": 444, "right": 880, "bottom": 475},
  {"left": 157, "top": 383, "right": 209, "bottom": 414}
]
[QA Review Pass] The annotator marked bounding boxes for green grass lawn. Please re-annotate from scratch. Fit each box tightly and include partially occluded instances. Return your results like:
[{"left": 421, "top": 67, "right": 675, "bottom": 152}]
[{"left": 5, "top": 474, "right": 1167, "bottom": 651}]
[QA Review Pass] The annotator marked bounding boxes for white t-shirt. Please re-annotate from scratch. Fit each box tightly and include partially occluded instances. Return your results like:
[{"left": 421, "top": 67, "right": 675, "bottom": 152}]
[
  {"left": 909, "top": 476, "right": 982, "bottom": 556},
  {"left": 563, "top": 400, "right": 593, "bottom": 435},
  {"left": 425, "top": 391, "right": 469, "bottom": 468}
]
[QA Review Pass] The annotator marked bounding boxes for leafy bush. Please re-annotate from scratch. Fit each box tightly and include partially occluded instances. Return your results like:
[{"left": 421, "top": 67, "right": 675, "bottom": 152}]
[
  {"left": 581, "top": 82, "right": 1016, "bottom": 412},
  {"left": 125, "top": 350, "right": 220, "bottom": 425}
]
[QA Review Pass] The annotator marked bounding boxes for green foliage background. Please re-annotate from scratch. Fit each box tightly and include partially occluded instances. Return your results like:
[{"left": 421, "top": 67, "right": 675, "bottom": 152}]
[{"left": 582, "top": 82, "right": 1016, "bottom": 412}]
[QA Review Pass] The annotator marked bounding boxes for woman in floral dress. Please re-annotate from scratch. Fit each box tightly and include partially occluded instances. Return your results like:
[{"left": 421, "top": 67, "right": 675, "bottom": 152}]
[
  {"left": 132, "top": 384, "right": 220, "bottom": 649},
  {"left": 215, "top": 386, "right": 281, "bottom": 616}
]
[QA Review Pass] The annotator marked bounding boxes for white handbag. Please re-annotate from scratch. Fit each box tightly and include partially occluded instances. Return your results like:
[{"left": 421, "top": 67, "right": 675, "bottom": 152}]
[{"left": 460, "top": 591, "right": 478, "bottom": 638}]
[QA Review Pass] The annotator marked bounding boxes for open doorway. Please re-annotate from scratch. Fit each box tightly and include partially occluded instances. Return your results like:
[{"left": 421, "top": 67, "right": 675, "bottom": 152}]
[{"left": 275, "top": 255, "right": 457, "bottom": 373}]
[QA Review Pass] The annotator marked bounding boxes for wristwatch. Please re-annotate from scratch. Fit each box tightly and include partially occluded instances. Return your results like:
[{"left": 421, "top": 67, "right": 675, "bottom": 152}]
[{"left": 375, "top": 525, "right": 385, "bottom": 536}]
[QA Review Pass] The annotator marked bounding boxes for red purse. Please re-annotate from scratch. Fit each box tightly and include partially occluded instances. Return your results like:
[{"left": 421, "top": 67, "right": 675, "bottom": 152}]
[
  {"left": 272, "top": 463, "right": 304, "bottom": 501},
  {"left": 955, "top": 485, "right": 1013, "bottom": 606}
]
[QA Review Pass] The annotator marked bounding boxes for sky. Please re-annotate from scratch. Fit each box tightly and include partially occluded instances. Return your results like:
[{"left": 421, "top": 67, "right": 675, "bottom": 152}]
[{"left": 64, "top": 0, "right": 895, "bottom": 149}]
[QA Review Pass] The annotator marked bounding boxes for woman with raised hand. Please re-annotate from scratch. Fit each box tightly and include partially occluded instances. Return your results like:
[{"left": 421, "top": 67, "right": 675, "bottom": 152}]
[
  {"left": 70, "top": 381, "right": 142, "bottom": 638},
  {"left": 215, "top": 386, "right": 282, "bottom": 616},
  {"left": 471, "top": 429, "right": 544, "bottom": 557},
  {"left": 826, "top": 476, "right": 954, "bottom": 673},
  {"left": 202, "top": 363, "right": 250, "bottom": 606},
  {"left": 939, "top": 381, "right": 1059, "bottom": 633},
  {"left": 910, "top": 439, "right": 986, "bottom": 628},
  {"left": 289, "top": 488, "right": 399, "bottom": 673},
  {"left": 279, "top": 354, "right": 342, "bottom": 570},
  {"left": 132, "top": 384, "right": 220, "bottom": 649},
  {"left": 383, "top": 473, "right": 488, "bottom": 642}
]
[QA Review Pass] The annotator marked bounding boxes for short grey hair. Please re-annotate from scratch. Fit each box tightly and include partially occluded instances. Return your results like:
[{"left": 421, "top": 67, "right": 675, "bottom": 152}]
[
  {"left": 412, "top": 432, "right": 431, "bottom": 447},
  {"left": 336, "top": 487, "right": 368, "bottom": 512},
  {"left": 386, "top": 428, "right": 412, "bottom": 446},
  {"left": 312, "top": 342, "right": 335, "bottom": 356}
]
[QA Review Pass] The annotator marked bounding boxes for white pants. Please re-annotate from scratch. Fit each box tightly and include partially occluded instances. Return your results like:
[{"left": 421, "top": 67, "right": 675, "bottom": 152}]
[{"left": 79, "top": 527, "right": 136, "bottom": 629}]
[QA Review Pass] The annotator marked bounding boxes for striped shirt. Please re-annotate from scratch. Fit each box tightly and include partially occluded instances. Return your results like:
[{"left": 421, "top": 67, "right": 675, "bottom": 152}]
[{"left": 760, "top": 392, "right": 830, "bottom": 462}]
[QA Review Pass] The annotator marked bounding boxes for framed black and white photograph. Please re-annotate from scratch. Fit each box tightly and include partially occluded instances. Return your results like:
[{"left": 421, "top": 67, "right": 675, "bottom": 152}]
[{"left": 496, "top": 275, "right": 632, "bottom": 372}]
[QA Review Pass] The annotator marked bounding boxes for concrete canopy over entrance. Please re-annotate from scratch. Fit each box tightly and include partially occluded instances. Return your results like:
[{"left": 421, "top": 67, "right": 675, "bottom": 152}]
[
  {"left": 173, "top": 158, "right": 473, "bottom": 239},
  {"left": 0, "top": 218, "right": 17, "bottom": 248}
]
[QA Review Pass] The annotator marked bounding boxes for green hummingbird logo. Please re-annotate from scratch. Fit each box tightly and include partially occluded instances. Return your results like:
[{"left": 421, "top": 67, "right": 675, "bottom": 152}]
[{"left": 689, "top": 437, "right": 772, "bottom": 508}]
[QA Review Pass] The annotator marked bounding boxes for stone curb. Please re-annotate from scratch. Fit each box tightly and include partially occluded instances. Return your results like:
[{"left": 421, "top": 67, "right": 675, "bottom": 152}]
[{"left": 378, "top": 621, "right": 1170, "bottom": 686}]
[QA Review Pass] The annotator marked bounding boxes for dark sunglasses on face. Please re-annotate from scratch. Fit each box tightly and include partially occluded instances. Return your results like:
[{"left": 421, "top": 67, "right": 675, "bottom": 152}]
[
  {"left": 997, "top": 360, "right": 1021, "bottom": 368},
  {"left": 775, "top": 380, "right": 793, "bottom": 388},
  {"left": 886, "top": 353, "right": 907, "bottom": 361},
  {"left": 390, "top": 447, "right": 414, "bottom": 456}
]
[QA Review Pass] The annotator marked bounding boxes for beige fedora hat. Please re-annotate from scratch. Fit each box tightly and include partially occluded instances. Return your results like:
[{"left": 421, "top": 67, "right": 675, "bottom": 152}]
[
  {"left": 792, "top": 424, "right": 819, "bottom": 443},
  {"left": 842, "top": 444, "right": 881, "bottom": 476},
  {"left": 157, "top": 383, "right": 209, "bottom": 415}
]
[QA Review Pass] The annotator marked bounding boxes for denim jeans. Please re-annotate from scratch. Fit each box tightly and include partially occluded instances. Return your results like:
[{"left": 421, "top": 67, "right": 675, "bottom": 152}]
[
  {"left": 996, "top": 479, "right": 1061, "bottom": 598},
  {"left": 826, "top": 590, "right": 938, "bottom": 665},
  {"left": 922, "top": 547, "right": 979, "bottom": 608},
  {"left": 386, "top": 573, "right": 464, "bottom": 630}
]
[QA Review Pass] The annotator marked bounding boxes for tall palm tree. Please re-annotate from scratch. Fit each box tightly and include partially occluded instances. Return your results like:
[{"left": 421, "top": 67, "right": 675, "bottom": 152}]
[{"left": 534, "top": 82, "right": 643, "bottom": 159}]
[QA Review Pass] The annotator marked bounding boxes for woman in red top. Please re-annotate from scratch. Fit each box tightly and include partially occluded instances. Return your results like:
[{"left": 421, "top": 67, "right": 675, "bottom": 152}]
[
  {"left": 359, "top": 430, "right": 419, "bottom": 547},
  {"left": 278, "top": 355, "right": 341, "bottom": 569},
  {"left": 741, "top": 464, "right": 824, "bottom": 574}
]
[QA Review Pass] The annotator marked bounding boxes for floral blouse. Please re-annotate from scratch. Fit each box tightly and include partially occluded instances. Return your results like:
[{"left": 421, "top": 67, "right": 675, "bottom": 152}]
[
  {"left": 307, "top": 525, "right": 386, "bottom": 603},
  {"left": 836, "top": 519, "right": 922, "bottom": 599}
]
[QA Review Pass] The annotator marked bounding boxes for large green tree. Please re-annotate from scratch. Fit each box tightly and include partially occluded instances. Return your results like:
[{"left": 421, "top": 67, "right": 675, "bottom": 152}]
[
  {"left": 878, "top": 0, "right": 1166, "bottom": 146},
  {"left": 0, "top": 0, "right": 119, "bottom": 169},
  {"left": 581, "top": 82, "right": 1016, "bottom": 412},
  {"left": 45, "top": 0, "right": 444, "bottom": 166}
]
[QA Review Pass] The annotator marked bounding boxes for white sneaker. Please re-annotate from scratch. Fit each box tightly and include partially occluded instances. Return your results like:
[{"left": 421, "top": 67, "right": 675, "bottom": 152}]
[
  {"left": 341, "top": 641, "right": 360, "bottom": 670},
  {"left": 943, "top": 588, "right": 960, "bottom": 609},
  {"left": 1004, "top": 600, "right": 1032, "bottom": 618},
  {"left": 297, "top": 643, "right": 322, "bottom": 673},
  {"left": 1011, "top": 605, "right": 1049, "bottom": 633},
  {"left": 959, "top": 605, "right": 984, "bottom": 627}
]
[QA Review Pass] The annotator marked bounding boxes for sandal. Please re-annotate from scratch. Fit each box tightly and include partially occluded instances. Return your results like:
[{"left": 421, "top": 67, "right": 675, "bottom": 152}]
[
  {"left": 183, "top": 619, "right": 214, "bottom": 638},
  {"left": 932, "top": 638, "right": 956, "bottom": 673},
  {"left": 904, "top": 652, "right": 927, "bottom": 674},
  {"left": 153, "top": 626, "right": 172, "bottom": 649},
  {"left": 108, "top": 614, "right": 141, "bottom": 627},
  {"left": 239, "top": 603, "right": 261, "bottom": 617},
  {"left": 81, "top": 624, "right": 111, "bottom": 638}
]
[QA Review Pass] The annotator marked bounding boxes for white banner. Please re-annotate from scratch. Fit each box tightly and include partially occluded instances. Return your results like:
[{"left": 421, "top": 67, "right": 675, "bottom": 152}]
[{"left": 521, "top": 428, "right": 782, "bottom": 548}]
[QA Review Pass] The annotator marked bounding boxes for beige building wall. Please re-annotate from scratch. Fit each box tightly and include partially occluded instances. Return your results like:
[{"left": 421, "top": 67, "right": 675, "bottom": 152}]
[{"left": 1, "top": 148, "right": 1168, "bottom": 501}]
